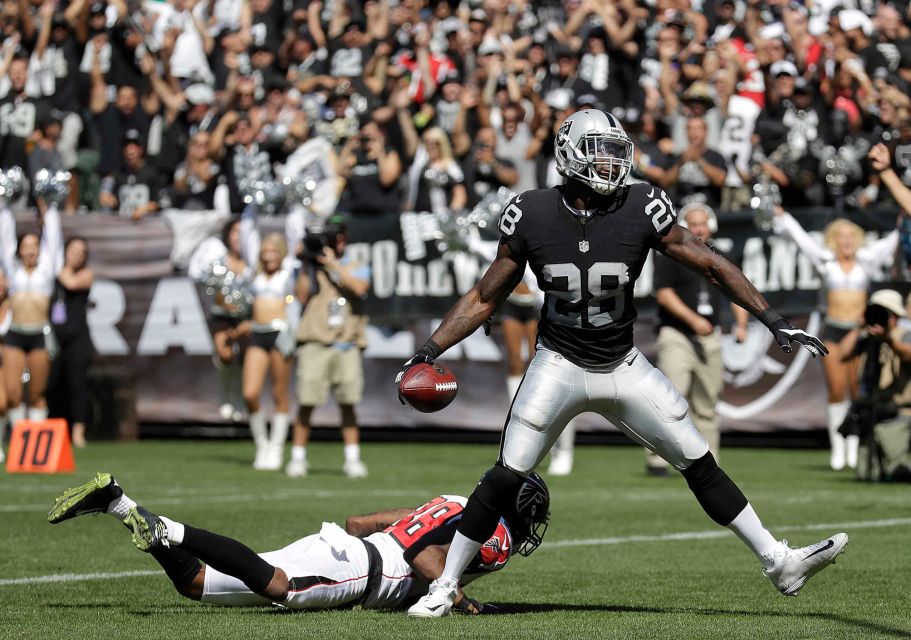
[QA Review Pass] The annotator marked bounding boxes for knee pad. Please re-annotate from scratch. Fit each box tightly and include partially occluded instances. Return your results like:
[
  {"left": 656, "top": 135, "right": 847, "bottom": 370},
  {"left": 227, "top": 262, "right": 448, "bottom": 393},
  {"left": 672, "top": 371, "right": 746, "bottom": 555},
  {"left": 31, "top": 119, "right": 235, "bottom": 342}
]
[
  {"left": 458, "top": 464, "right": 525, "bottom": 543},
  {"left": 681, "top": 453, "right": 747, "bottom": 526},
  {"left": 473, "top": 464, "right": 526, "bottom": 511}
]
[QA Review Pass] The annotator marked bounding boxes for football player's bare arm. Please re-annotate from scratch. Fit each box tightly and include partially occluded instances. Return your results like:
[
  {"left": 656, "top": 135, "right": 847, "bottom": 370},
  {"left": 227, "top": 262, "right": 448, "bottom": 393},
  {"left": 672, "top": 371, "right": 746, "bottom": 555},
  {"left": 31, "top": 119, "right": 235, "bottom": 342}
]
[
  {"left": 429, "top": 243, "right": 525, "bottom": 352},
  {"left": 407, "top": 544, "right": 480, "bottom": 614},
  {"left": 344, "top": 508, "right": 415, "bottom": 537},
  {"left": 659, "top": 224, "right": 771, "bottom": 318}
]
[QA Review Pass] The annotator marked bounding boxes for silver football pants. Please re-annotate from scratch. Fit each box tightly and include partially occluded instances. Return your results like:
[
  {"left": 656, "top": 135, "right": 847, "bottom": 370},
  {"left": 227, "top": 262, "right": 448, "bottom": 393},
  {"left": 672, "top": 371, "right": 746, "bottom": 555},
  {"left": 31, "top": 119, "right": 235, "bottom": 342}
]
[{"left": 500, "top": 346, "right": 710, "bottom": 473}]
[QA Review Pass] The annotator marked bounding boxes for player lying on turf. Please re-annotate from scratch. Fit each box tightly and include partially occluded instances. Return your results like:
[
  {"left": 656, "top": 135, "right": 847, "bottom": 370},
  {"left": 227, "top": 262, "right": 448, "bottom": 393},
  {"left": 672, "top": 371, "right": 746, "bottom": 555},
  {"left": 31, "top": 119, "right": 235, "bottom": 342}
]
[
  {"left": 47, "top": 472, "right": 550, "bottom": 612},
  {"left": 398, "top": 110, "right": 849, "bottom": 617}
]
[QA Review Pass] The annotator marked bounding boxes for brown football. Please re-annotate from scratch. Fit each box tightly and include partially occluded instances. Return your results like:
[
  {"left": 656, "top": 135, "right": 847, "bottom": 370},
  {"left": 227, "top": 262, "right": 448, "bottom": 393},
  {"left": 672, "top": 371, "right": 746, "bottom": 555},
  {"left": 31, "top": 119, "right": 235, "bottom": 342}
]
[{"left": 399, "top": 363, "right": 459, "bottom": 413}]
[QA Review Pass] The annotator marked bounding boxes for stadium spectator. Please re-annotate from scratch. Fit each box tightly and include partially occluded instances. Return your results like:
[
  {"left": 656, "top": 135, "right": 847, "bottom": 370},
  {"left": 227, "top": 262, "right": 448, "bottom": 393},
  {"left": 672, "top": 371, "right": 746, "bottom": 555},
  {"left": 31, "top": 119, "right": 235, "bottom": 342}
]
[
  {"left": 0, "top": 204, "right": 63, "bottom": 432},
  {"left": 99, "top": 129, "right": 162, "bottom": 220},
  {"left": 289, "top": 214, "right": 370, "bottom": 479},
  {"left": 487, "top": 101, "right": 537, "bottom": 194},
  {"left": 337, "top": 116, "right": 402, "bottom": 216},
  {"left": 28, "top": 3, "right": 83, "bottom": 172},
  {"left": 0, "top": 56, "right": 50, "bottom": 171},
  {"left": 49, "top": 237, "right": 93, "bottom": 448},
  {"left": 210, "top": 111, "right": 274, "bottom": 212},
  {"left": 89, "top": 41, "right": 156, "bottom": 177},
  {"left": 659, "top": 116, "right": 727, "bottom": 209},
  {"left": 27, "top": 113, "right": 78, "bottom": 212},
  {"left": 401, "top": 122, "right": 467, "bottom": 216},
  {"left": 461, "top": 127, "right": 518, "bottom": 207},
  {"left": 171, "top": 131, "right": 225, "bottom": 211}
]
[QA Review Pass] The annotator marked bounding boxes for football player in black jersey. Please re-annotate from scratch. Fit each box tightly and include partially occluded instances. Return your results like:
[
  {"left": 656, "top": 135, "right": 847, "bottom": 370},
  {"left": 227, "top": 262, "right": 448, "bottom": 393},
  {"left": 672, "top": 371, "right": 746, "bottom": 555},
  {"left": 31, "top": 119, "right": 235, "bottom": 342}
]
[{"left": 399, "top": 110, "right": 848, "bottom": 617}]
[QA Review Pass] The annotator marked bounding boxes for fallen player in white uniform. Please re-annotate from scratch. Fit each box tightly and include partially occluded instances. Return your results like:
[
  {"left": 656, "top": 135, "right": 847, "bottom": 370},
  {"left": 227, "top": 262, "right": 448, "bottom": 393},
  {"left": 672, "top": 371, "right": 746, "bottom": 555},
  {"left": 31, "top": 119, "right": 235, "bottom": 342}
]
[{"left": 47, "top": 472, "right": 550, "bottom": 612}]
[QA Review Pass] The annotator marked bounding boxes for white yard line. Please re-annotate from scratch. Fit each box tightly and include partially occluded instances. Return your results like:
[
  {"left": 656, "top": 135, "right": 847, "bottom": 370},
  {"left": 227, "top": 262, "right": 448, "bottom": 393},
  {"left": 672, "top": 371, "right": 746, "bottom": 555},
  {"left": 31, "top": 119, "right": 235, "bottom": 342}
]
[
  {"left": 3, "top": 516, "right": 909, "bottom": 587},
  {"left": 0, "top": 570, "right": 160, "bottom": 586}
]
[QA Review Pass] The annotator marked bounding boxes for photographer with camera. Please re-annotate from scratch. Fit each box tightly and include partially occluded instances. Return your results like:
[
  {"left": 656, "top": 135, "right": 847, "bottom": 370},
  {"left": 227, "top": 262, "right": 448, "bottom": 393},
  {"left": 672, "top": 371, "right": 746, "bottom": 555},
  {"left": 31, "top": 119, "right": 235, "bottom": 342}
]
[
  {"left": 287, "top": 214, "right": 371, "bottom": 479},
  {"left": 842, "top": 290, "right": 911, "bottom": 481}
]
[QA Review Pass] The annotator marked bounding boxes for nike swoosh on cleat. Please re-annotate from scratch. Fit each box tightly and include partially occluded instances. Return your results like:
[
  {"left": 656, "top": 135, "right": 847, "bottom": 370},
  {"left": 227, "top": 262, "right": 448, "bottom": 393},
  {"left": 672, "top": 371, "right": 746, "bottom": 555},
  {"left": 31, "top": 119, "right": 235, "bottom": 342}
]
[
  {"left": 427, "top": 604, "right": 444, "bottom": 611},
  {"left": 803, "top": 540, "right": 834, "bottom": 560}
]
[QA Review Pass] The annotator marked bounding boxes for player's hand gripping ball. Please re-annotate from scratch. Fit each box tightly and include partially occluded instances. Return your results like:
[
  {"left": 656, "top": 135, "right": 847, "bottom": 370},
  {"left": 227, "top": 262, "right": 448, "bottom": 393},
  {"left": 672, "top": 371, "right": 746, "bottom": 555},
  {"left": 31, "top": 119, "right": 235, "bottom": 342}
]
[{"left": 398, "top": 363, "right": 458, "bottom": 413}]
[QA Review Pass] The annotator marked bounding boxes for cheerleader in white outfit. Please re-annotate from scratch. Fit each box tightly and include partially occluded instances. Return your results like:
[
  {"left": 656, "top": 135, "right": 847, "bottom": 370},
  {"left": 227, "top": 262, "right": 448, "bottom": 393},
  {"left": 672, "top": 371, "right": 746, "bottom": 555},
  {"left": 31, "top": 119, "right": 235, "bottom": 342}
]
[
  {"left": 772, "top": 206, "right": 898, "bottom": 470},
  {"left": 236, "top": 206, "right": 299, "bottom": 470},
  {"left": 0, "top": 204, "right": 64, "bottom": 446}
]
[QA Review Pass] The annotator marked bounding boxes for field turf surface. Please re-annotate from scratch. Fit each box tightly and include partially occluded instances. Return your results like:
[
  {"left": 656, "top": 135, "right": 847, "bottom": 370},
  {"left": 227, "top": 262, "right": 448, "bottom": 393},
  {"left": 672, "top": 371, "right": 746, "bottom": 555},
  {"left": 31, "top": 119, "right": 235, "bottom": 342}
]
[{"left": 2, "top": 440, "right": 910, "bottom": 639}]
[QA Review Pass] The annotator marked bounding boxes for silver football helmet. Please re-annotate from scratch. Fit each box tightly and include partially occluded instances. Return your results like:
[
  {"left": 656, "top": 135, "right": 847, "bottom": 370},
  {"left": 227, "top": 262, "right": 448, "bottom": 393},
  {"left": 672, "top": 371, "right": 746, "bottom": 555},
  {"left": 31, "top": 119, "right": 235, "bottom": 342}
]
[{"left": 554, "top": 110, "right": 634, "bottom": 195}]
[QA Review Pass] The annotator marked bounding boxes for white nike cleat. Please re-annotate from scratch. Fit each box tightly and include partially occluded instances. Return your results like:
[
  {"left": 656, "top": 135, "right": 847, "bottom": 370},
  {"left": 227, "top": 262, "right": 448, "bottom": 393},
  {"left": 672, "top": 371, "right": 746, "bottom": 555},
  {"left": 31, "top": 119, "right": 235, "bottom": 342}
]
[
  {"left": 407, "top": 576, "right": 458, "bottom": 618},
  {"left": 762, "top": 533, "right": 848, "bottom": 596}
]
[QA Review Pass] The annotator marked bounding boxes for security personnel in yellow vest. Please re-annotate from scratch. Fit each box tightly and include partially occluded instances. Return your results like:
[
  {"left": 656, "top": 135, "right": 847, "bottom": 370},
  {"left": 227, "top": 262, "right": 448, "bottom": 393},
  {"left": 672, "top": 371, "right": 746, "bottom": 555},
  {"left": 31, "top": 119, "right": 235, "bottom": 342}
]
[{"left": 287, "top": 215, "right": 371, "bottom": 479}]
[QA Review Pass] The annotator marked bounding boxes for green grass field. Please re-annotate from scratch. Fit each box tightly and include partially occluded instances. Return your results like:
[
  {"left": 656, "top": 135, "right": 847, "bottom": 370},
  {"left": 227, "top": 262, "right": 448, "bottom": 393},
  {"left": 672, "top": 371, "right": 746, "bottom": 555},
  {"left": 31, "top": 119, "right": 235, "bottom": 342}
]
[{"left": 2, "top": 440, "right": 910, "bottom": 640}]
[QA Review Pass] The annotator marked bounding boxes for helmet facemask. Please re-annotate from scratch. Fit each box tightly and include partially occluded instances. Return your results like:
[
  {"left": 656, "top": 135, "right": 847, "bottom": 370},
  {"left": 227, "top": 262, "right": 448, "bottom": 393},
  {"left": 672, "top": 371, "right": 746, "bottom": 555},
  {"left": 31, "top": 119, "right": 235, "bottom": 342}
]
[
  {"left": 512, "top": 473, "right": 550, "bottom": 557},
  {"left": 569, "top": 134, "right": 633, "bottom": 195},
  {"left": 555, "top": 114, "right": 634, "bottom": 196}
]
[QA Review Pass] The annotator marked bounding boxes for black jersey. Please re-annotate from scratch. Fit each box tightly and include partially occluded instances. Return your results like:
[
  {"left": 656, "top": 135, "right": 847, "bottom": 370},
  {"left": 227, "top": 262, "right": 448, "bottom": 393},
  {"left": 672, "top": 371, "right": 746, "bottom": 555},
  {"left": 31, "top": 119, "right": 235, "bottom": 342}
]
[{"left": 499, "top": 183, "right": 676, "bottom": 367}]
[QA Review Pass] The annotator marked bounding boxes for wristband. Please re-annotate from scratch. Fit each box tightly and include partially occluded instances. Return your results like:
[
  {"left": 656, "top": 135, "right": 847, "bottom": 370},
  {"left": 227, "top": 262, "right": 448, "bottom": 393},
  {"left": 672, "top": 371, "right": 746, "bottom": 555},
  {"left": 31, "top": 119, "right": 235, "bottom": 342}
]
[
  {"left": 758, "top": 308, "right": 785, "bottom": 328},
  {"left": 417, "top": 339, "right": 443, "bottom": 360}
]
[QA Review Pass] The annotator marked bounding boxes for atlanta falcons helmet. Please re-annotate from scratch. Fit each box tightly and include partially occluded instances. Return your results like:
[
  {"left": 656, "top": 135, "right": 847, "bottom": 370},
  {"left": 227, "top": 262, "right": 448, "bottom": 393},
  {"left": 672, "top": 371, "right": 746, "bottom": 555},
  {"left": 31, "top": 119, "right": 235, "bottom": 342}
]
[
  {"left": 554, "top": 109, "right": 634, "bottom": 196},
  {"left": 510, "top": 473, "right": 550, "bottom": 557}
]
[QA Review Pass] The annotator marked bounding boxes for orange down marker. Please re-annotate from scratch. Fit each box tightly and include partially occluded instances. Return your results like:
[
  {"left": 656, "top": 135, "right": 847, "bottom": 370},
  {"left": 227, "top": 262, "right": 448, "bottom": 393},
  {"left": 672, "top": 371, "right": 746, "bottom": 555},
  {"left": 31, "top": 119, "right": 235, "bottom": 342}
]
[{"left": 5, "top": 419, "right": 75, "bottom": 474}]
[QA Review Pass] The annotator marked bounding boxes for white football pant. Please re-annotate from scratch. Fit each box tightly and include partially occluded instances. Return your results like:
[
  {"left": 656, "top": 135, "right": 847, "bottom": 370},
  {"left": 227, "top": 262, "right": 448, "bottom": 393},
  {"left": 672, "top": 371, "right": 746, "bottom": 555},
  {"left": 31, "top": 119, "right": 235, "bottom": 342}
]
[
  {"left": 501, "top": 347, "right": 710, "bottom": 473},
  {"left": 201, "top": 523, "right": 416, "bottom": 610}
]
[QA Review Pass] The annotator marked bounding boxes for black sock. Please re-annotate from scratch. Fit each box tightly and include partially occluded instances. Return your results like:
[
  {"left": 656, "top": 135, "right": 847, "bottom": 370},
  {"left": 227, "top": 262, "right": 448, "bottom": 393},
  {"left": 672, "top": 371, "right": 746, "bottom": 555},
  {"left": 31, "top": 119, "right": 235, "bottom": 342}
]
[
  {"left": 150, "top": 547, "right": 202, "bottom": 591},
  {"left": 681, "top": 453, "right": 748, "bottom": 526},
  {"left": 457, "top": 464, "right": 525, "bottom": 542},
  {"left": 180, "top": 525, "right": 275, "bottom": 594}
]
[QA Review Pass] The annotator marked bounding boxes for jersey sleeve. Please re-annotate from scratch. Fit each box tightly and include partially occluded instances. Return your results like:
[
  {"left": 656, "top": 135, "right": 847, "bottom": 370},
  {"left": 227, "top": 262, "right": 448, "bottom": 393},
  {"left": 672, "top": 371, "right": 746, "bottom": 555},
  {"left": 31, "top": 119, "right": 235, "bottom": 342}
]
[
  {"left": 498, "top": 193, "right": 529, "bottom": 259},
  {"left": 475, "top": 519, "right": 512, "bottom": 572},
  {"left": 637, "top": 185, "right": 677, "bottom": 246}
]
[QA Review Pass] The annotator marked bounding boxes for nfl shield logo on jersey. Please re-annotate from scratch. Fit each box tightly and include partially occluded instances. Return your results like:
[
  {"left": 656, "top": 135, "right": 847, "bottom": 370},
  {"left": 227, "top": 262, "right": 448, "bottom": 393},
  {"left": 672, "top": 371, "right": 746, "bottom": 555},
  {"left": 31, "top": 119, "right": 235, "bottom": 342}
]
[{"left": 579, "top": 240, "right": 590, "bottom": 253}]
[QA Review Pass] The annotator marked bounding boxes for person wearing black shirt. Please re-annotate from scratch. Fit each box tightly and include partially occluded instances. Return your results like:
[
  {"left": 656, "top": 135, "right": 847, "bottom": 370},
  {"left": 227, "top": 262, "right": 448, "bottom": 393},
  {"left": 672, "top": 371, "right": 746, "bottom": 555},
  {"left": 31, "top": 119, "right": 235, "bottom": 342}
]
[
  {"left": 461, "top": 127, "right": 518, "bottom": 207},
  {"left": 0, "top": 58, "right": 51, "bottom": 170},
  {"left": 89, "top": 37, "right": 155, "bottom": 176},
  {"left": 99, "top": 129, "right": 162, "bottom": 220},
  {"left": 172, "top": 130, "right": 224, "bottom": 210},
  {"left": 337, "top": 119, "right": 402, "bottom": 215},
  {"left": 659, "top": 116, "right": 727, "bottom": 208},
  {"left": 650, "top": 204, "right": 748, "bottom": 473},
  {"left": 49, "top": 237, "right": 93, "bottom": 448}
]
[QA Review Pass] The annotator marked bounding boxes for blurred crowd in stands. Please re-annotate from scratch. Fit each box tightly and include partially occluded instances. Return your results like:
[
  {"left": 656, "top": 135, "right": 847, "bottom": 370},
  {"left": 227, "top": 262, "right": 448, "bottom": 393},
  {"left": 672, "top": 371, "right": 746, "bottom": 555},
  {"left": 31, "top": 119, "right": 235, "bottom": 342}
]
[{"left": 1, "top": 0, "right": 911, "bottom": 219}]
